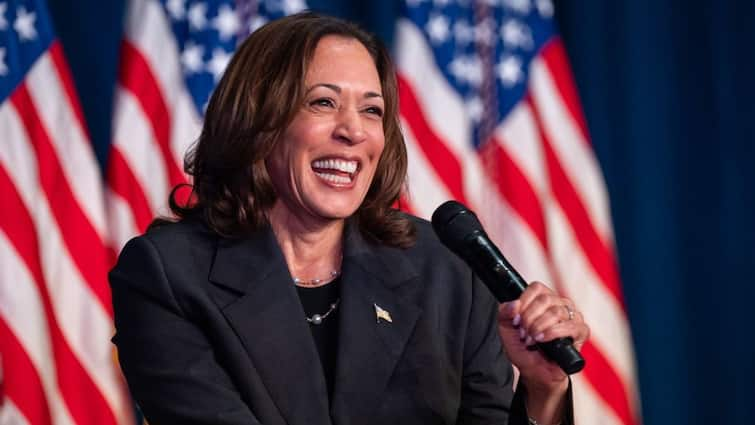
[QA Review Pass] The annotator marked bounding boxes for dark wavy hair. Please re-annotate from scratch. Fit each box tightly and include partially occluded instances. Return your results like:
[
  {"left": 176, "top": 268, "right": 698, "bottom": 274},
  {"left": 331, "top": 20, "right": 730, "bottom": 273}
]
[{"left": 162, "top": 12, "right": 416, "bottom": 248}]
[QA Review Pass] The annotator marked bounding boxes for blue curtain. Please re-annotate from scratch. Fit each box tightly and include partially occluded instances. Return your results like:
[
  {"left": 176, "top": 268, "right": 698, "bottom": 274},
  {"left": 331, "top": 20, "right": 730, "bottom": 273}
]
[
  {"left": 47, "top": 0, "right": 755, "bottom": 423},
  {"left": 555, "top": 1, "right": 755, "bottom": 423}
]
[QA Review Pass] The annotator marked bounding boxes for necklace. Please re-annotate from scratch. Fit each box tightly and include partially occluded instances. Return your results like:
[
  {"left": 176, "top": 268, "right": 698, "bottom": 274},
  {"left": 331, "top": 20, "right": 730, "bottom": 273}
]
[
  {"left": 292, "top": 270, "right": 340, "bottom": 286},
  {"left": 305, "top": 299, "right": 340, "bottom": 325}
]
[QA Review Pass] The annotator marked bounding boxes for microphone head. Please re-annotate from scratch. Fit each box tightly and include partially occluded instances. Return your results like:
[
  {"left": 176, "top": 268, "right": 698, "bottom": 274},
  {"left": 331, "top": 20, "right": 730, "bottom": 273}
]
[{"left": 431, "top": 200, "right": 485, "bottom": 250}]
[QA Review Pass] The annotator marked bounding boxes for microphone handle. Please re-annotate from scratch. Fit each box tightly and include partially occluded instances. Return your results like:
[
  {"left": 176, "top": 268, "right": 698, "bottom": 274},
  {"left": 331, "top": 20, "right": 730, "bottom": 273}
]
[{"left": 464, "top": 234, "right": 585, "bottom": 375}]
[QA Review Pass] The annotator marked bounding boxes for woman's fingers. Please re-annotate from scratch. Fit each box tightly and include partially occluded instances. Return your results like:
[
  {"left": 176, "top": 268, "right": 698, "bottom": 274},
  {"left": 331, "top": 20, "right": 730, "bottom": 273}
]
[
  {"left": 499, "top": 299, "right": 521, "bottom": 323},
  {"left": 515, "top": 282, "right": 588, "bottom": 348},
  {"left": 530, "top": 317, "right": 590, "bottom": 350},
  {"left": 527, "top": 305, "right": 569, "bottom": 341}
]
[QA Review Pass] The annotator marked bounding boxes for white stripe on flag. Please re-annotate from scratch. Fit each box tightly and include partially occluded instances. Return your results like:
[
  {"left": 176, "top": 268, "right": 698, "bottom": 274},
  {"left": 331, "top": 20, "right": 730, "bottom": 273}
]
[
  {"left": 0, "top": 231, "right": 76, "bottom": 425},
  {"left": 572, "top": 374, "right": 624, "bottom": 425},
  {"left": 33, "top": 193, "right": 127, "bottom": 419},
  {"left": 546, "top": 202, "right": 637, "bottom": 390},
  {"left": 395, "top": 19, "right": 489, "bottom": 210},
  {"left": 169, "top": 84, "right": 202, "bottom": 168},
  {"left": 0, "top": 398, "right": 32, "bottom": 425},
  {"left": 106, "top": 189, "right": 141, "bottom": 253},
  {"left": 0, "top": 102, "right": 38, "bottom": 209},
  {"left": 112, "top": 86, "right": 171, "bottom": 213},
  {"left": 395, "top": 19, "right": 472, "bottom": 149},
  {"left": 495, "top": 103, "right": 548, "bottom": 199},
  {"left": 530, "top": 58, "right": 614, "bottom": 243},
  {"left": 401, "top": 118, "right": 453, "bottom": 218},
  {"left": 124, "top": 0, "right": 202, "bottom": 173},
  {"left": 25, "top": 52, "right": 106, "bottom": 238},
  {"left": 124, "top": 0, "right": 185, "bottom": 113},
  {"left": 486, "top": 195, "right": 556, "bottom": 288},
  {"left": 1, "top": 102, "right": 129, "bottom": 423}
]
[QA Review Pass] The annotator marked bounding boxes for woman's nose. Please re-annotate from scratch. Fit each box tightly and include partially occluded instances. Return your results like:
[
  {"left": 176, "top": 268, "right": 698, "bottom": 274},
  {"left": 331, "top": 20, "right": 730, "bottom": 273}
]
[{"left": 333, "top": 108, "right": 367, "bottom": 145}]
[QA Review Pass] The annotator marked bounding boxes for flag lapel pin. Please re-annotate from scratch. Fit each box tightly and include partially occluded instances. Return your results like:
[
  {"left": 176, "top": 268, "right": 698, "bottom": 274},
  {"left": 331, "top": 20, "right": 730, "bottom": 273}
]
[{"left": 374, "top": 303, "right": 393, "bottom": 323}]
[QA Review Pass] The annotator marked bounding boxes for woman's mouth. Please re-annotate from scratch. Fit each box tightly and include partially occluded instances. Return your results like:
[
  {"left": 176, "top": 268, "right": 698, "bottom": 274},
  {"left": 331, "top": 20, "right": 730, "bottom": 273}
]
[{"left": 311, "top": 158, "right": 359, "bottom": 186}]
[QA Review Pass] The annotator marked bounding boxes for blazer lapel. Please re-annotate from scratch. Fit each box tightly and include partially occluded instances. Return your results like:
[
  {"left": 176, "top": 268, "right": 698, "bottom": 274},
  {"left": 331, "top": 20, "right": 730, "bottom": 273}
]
[
  {"left": 209, "top": 227, "right": 331, "bottom": 425},
  {"left": 330, "top": 225, "right": 423, "bottom": 424}
]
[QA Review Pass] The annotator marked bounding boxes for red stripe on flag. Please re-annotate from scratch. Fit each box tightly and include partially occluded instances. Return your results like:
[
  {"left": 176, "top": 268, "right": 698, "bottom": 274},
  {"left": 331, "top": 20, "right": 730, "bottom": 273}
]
[
  {"left": 107, "top": 147, "right": 154, "bottom": 232},
  {"left": 539, "top": 39, "right": 590, "bottom": 144},
  {"left": 0, "top": 165, "right": 46, "bottom": 288},
  {"left": 118, "top": 40, "right": 186, "bottom": 190},
  {"left": 526, "top": 96, "right": 626, "bottom": 310},
  {"left": 397, "top": 75, "right": 469, "bottom": 206},
  {"left": 581, "top": 341, "right": 636, "bottom": 425},
  {"left": 48, "top": 42, "right": 89, "bottom": 140},
  {"left": 480, "top": 137, "right": 548, "bottom": 250},
  {"left": 10, "top": 84, "right": 113, "bottom": 317},
  {"left": 0, "top": 317, "right": 52, "bottom": 425},
  {"left": 543, "top": 139, "right": 625, "bottom": 308},
  {"left": 106, "top": 246, "right": 119, "bottom": 269},
  {"left": 0, "top": 165, "right": 117, "bottom": 425}
]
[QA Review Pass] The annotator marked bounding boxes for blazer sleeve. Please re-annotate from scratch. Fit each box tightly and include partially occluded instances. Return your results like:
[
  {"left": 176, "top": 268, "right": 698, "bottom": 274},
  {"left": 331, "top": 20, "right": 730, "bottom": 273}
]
[
  {"left": 110, "top": 236, "right": 260, "bottom": 425},
  {"left": 455, "top": 272, "right": 518, "bottom": 425}
]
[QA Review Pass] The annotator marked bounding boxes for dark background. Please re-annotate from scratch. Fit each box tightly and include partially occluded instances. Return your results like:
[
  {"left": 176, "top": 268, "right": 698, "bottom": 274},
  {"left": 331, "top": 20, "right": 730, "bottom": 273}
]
[{"left": 47, "top": 0, "right": 755, "bottom": 423}]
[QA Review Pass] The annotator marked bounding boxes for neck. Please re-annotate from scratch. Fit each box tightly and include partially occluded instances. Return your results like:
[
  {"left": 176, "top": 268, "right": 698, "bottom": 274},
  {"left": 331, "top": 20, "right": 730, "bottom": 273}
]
[{"left": 267, "top": 202, "right": 344, "bottom": 287}]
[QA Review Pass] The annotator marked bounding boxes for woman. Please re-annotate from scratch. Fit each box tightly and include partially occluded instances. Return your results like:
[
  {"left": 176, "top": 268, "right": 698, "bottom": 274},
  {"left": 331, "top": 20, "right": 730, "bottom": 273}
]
[{"left": 110, "top": 12, "right": 589, "bottom": 425}]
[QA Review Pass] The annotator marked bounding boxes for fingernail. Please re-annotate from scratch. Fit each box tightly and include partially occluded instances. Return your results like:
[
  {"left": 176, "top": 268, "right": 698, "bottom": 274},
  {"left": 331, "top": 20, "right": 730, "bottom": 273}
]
[
  {"left": 512, "top": 314, "right": 521, "bottom": 327},
  {"left": 519, "top": 327, "right": 526, "bottom": 340},
  {"left": 535, "top": 333, "right": 545, "bottom": 342},
  {"left": 525, "top": 336, "right": 534, "bottom": 345},
  {"left": 503, "top": 302, "right": 513, "bottom": 313}
]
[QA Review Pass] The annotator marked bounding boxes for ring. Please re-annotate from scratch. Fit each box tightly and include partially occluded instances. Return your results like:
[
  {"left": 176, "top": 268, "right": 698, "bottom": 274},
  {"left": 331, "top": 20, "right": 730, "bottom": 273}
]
[{"left": 564, "top": 304, "right": 575, "bottom": 321}]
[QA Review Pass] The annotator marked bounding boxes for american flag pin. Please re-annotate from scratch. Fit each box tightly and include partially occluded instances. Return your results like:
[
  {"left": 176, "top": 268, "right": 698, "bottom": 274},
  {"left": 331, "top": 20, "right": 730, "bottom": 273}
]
[{"left": 374, "top": 303, "right": 393, "bottom": 323}]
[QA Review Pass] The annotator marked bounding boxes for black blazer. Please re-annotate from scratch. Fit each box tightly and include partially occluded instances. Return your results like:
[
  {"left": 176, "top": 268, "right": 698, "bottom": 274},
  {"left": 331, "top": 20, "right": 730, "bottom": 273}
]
[{"left": 110, "top": 217, "right": 535, "bottom": 425}]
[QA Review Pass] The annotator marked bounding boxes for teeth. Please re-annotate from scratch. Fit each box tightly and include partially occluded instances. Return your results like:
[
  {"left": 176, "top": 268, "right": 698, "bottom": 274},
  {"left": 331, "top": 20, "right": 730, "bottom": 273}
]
[
  {"left": 312, "top": 158, "right": 358, "bottom": 174},
  {"left": 315, "top": 172, "right": 352, "bottom": 184}
]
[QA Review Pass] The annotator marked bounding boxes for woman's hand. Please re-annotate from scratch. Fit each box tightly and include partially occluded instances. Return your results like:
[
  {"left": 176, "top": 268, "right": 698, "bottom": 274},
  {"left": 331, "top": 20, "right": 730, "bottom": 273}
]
[{"left": 497, "top": 282, "right": 590, "bottom": 423}]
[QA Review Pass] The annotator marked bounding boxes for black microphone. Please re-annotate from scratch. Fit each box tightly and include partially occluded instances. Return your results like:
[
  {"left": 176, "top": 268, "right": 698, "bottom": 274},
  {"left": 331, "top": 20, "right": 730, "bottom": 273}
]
[{"left": 431, "top": 200, "right": 585, "bottom": 375}]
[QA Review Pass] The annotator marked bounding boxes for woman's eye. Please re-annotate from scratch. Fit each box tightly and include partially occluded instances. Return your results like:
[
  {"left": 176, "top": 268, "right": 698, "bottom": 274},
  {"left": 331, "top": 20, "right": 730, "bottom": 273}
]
[
  {"left": 364, "top": 106, "right": 384, "bottom": 117},
  {"left": 310, "top": 98, "right": 335, "bottom": 108}
]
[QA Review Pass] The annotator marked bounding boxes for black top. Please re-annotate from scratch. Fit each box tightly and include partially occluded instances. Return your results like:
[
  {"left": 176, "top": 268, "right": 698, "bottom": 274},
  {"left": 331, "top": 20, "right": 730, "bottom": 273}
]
[{"left": 296, "top": 277, "right": 341, "bottom": 399}]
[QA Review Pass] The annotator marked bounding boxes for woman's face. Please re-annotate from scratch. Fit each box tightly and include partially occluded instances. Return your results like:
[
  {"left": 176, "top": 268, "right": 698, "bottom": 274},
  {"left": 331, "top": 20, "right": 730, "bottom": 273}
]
[{"left": 266, "top": 35, "right": 386, "bottom": 225}]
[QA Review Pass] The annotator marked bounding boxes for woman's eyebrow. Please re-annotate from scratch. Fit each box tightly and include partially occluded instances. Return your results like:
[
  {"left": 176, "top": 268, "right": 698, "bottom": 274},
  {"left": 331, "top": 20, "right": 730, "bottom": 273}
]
[
  {"left": 307, "top": 83, "right": 341, "bottom": 93},
  {"left": 306, "top": 83, "right": 383, "bottom": 99}
]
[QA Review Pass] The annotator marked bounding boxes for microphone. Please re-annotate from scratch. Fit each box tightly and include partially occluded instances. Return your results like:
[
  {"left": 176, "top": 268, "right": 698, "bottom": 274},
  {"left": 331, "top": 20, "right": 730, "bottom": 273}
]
[{"left": 431, "top": 200, "right": 585, "bottom": 375}]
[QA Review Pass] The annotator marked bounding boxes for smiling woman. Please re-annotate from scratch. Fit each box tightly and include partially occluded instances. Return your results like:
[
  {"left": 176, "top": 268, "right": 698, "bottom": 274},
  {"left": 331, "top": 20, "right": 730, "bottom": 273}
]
[
  {"left": 266, "top": 36, "right": 387, "bottom": 229},
  {"left": 109, "top": 12, "right": 589, "bottom": 425},
  {"left": 170, "top": 13, "right": 413, "bottom": 248}
]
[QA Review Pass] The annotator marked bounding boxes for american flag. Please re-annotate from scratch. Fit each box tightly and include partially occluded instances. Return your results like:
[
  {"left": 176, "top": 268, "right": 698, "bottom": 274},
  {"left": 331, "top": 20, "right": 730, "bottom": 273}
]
[
  {"left": 0, "top": 0, "right": 132, "bottom": 424},
  {"left": 107, "top": 0, "right": 308, "bottom": 253},
  {"left": 1, "top": 0, "right": 638, "bottom": 423},
  {"left": 394, "top": 1, "right": 640, "bottom": 424}
]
